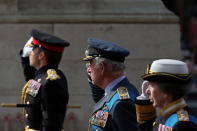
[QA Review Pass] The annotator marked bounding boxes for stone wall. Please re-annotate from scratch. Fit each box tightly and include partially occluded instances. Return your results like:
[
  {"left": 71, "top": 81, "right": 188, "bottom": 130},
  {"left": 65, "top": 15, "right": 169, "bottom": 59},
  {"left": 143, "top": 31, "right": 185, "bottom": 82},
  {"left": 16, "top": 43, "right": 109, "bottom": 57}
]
[
  {"left": 0, "top": 0, "right": 176, "bottom": 23},
  {"left": 0, "top": 0, "right": 180, "bottom": 131}
]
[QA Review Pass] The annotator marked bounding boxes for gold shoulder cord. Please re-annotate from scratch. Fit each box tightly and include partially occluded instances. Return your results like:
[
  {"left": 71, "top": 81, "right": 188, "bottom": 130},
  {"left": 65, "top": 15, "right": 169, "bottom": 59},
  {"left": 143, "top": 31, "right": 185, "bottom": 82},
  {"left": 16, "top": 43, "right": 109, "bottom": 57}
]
[{"left": 21, "top": 80, "right": 31, "bottom": 118}]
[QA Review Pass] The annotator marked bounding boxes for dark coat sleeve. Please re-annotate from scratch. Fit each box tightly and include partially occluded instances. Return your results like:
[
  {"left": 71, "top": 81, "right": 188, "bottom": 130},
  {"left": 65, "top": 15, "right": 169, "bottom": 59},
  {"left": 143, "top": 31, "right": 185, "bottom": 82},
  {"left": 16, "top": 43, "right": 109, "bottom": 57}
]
[
  {"left": 173, "top": 121, "right": 197, "bottom": 131},
  {"left": 110, "top": 100, "right": 138, "bottom": 131},
  {"left": 41, "top": 80, "right": 67, "bottom": 131},
  {"left": 137, "top": 120, "right": 155, "bottom": 131}
]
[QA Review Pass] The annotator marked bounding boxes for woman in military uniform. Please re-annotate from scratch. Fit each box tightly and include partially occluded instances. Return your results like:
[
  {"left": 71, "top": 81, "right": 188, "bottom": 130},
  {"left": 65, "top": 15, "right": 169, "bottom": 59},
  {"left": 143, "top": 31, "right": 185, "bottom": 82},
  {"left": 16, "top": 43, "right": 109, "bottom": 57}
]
[{"left": 135, "top": 59, "right": 197, "bottom": 131}]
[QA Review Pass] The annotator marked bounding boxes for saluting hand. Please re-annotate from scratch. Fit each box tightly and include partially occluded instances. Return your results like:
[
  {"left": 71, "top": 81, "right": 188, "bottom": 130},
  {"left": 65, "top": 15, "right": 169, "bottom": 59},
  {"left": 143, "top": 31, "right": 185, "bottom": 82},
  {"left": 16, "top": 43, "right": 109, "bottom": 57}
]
[{"left": 22, "top": 37, "right": 33, "bottom": 57}]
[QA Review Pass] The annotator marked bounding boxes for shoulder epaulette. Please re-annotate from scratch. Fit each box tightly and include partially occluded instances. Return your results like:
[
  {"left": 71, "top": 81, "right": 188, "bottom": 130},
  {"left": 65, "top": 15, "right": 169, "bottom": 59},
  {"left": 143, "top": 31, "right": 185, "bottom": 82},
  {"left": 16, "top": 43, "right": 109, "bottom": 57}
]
[
  {"left": 46, "top": 69, "right": 61, "bottom": 81},
  {"left": 177, "top": 109, "right": 189, "bottom": 121},
  {"left": 165, "top": 109, "right": 197, "bottom": 127},
  {"left": 117, "top": 86, "right": 130, "bottom": 100}
]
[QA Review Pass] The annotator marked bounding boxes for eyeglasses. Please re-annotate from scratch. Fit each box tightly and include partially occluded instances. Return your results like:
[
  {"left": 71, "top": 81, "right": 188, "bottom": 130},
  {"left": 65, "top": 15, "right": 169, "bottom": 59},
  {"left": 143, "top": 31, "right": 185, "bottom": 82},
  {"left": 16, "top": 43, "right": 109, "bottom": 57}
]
[{"left": 85, "top": 59, "right": 97, "bottom": 69}]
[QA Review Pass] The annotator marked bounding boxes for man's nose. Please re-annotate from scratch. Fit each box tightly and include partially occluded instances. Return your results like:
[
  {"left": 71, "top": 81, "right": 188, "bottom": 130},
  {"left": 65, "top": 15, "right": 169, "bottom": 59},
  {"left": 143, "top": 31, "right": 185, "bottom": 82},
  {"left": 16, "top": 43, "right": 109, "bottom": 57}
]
[
  {"left": 86, "top": 63, "right": 91, "bottom": 73},
  {"left": 87, "top": 66, "right": 91, "bottom": 73}
]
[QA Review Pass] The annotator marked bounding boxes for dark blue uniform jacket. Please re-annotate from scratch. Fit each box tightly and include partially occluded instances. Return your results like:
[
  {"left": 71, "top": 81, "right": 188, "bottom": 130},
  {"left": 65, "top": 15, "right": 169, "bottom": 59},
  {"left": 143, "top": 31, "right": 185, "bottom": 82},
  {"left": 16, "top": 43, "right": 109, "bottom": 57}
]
[{"left": 89, "top": 77, "right": 139, "bottom": 131}]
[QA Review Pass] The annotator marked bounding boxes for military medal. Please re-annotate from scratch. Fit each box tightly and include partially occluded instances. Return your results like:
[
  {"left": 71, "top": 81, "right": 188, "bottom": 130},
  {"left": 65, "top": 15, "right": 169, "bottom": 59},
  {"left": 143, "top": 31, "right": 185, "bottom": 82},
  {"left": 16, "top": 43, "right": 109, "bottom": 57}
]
[
  {"left": 90, "top": 110, "right": 108, "bottom": 128},
  {"left": 26, "top": 79, "right": 41, "bottom": 97},
  {"left": 158, "top": 124, "right": 172, "bottom": 131}
]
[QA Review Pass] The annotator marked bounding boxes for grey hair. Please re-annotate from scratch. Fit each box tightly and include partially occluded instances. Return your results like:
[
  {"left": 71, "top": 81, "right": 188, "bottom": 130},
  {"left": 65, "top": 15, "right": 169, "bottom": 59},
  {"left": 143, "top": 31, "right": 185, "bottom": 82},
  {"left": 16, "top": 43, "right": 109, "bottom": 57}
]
[{"left": 94, "top": 57, "right": 125, "bottom": 75}]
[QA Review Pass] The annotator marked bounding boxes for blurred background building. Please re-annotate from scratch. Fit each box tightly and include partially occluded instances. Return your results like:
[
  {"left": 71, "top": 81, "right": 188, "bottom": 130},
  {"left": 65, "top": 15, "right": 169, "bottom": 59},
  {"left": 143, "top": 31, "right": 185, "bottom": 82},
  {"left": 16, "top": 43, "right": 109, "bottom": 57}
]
[{"left": 0, "top": 0, "right": 180, "bottom": 130}]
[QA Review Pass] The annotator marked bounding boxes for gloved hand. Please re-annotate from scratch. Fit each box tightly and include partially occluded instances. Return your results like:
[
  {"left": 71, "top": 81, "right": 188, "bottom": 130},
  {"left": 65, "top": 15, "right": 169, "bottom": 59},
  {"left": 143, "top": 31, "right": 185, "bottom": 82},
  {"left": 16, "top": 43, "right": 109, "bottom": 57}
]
[
  {"left": 19, "top": 37, "right": 36, "bottom": 81},
  {"left": 136, "top": 80, "right": 149, "bottom": 100},
  {"left": 135, "top": 81, "right": 156, "bottom": 124},
  {"left": 22, "top": 37, "right": 33, "bottom": 57},
  {"left": 87, "top": 73, "right": 104, "bottom": 103}
]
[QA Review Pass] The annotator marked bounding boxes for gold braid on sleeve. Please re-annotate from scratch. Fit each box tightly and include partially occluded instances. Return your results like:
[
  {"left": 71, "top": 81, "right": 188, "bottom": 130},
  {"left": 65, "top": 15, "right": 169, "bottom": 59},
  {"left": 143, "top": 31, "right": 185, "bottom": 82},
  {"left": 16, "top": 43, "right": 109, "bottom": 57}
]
[{"left": 21, "top": 80, "right": 31, "bottom": 117}]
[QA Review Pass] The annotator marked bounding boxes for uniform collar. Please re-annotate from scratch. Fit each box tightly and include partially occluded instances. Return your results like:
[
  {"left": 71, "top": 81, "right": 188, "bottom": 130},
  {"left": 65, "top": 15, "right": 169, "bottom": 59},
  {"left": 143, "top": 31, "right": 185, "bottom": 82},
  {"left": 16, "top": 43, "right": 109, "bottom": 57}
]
[
  {"left": 161, "top": 98, "right": 187, "bottom": 117},
  {"left": 35, "top": 65, "right": 58, "bottom": 76},
  {"left": 104, "top": 75, "right": 126, "bottom": 96}
]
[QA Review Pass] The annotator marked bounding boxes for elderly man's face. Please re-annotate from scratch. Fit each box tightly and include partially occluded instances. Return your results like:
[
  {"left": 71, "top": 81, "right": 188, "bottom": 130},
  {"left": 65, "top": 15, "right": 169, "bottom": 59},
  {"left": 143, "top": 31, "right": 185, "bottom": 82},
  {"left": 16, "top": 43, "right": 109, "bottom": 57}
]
[
  {"left": 146, "top": 82, "right": 167, "bottom": 108},
  {"left": 87, "top": 59, "right": 103, "bottom": 88}
]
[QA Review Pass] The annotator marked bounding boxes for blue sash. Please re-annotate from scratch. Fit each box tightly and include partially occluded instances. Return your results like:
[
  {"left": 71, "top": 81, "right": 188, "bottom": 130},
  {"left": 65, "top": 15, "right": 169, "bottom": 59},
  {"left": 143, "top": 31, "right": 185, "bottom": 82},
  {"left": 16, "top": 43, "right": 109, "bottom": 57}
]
[
  {"left": 91, "top": 90, "right": 136, "bottom": 131},
  {"left": 165, "top": 113, "right": 197, "bottom": 127}
]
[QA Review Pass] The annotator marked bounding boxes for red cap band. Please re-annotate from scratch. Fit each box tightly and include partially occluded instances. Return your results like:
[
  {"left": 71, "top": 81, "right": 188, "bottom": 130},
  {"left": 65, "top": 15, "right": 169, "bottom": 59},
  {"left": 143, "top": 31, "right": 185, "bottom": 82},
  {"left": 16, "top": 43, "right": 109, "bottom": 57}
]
[{"left": 32, "top": 38, "right": 64, "bottom": 53}]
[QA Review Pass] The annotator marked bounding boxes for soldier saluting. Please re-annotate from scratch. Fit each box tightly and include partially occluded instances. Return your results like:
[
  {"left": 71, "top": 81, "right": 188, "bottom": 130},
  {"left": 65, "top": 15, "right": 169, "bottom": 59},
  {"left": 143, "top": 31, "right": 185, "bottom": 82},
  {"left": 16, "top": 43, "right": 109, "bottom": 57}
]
[{"left": 19, "top": 29, "right": 70, "bottom": 131}]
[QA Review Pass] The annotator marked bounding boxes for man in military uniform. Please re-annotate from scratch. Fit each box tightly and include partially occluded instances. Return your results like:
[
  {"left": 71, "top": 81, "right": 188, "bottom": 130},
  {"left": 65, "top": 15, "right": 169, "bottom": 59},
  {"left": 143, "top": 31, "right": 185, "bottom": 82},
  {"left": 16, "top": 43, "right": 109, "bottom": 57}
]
[
  {"left": 83, "top": 38, "right": 139, "bottom": 131},
  {"left": 20, "top": 29, "right": 70, "bottom": 131},
  {"left": 135, "top": 59, "right": 197, "bottom": 131}
]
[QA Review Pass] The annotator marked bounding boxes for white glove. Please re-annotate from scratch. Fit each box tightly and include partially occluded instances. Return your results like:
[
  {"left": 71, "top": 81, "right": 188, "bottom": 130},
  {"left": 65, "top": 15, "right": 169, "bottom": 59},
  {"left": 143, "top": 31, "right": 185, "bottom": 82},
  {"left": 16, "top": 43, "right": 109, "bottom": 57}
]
[
  {"left": 136, "top": 81, "right": 149, "bottom": 100},
  {"left": 22, "top": 37, "right": 33, "bottom": 57}
]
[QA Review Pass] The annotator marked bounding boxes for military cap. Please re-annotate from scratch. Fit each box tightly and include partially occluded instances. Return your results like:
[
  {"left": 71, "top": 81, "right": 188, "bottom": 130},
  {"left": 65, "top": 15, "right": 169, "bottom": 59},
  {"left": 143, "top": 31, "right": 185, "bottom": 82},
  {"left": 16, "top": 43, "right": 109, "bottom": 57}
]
[
  {"left": 31, "top": 29, "right": 70, "bottom": 53},
  {"left": 142, "top": 59, "right": 192, "bottom": 83},
  {"left": 83, "top": 38, "right": 130, "bottom": 62}
]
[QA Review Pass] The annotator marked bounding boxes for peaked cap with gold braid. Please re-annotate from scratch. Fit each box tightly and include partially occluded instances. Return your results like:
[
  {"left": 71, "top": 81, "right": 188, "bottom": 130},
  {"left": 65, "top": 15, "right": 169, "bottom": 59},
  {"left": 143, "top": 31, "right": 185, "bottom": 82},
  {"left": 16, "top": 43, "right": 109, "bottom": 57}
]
[
  {"left": 142, "top": 59, "right": 192, "bottom": 83},
  {"left": 83, "top": 38, "right": 130, "bottom": 63}
]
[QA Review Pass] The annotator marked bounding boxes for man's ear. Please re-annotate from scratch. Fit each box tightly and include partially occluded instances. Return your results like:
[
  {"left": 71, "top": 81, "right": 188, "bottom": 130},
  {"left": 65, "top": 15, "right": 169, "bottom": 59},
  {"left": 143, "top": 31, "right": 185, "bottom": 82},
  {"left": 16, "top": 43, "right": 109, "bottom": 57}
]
[{"left": 100, "top": 62, "right": 105, "bottom": 75}]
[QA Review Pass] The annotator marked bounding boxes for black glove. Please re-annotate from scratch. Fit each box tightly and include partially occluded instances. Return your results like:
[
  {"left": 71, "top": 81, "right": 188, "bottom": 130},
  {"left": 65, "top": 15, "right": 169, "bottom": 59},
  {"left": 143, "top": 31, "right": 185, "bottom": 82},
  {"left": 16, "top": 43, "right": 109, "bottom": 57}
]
[{"left": 87, "top": 73, "right": 104, "bottom": 103}]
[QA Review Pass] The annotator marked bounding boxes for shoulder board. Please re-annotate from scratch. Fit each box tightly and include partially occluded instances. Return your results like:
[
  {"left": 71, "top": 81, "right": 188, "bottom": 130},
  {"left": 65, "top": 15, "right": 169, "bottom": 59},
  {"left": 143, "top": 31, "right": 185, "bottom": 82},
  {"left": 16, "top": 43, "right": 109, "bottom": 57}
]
[
  {"left": 104, "top": 87, "right": 134, "bottom": 112},
  {"left": 165, "top": 109, "right": 197, "bottom": 127},
  {"left": 46, "top": 69, "right": 61, "bottom": 81},
  {"left": 117, "top": 86, "right": 130, "bottom": 100},
  {"left": 177, "top": 109, "right": 189, "bottom": 121}
]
